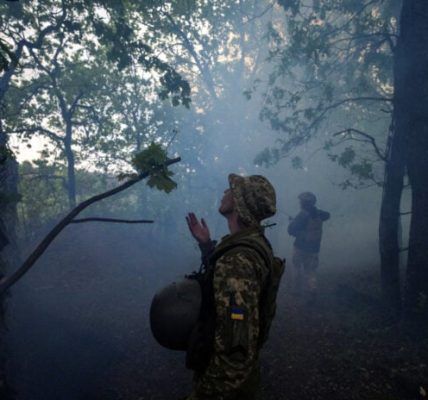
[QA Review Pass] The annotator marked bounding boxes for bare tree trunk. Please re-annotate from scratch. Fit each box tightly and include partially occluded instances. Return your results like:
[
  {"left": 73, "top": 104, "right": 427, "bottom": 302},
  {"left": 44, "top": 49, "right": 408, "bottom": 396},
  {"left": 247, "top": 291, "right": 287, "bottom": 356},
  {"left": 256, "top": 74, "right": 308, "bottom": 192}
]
[
  {"left": 399, "top": 0, "right": 428, "bottom": 316},
  {"left": 378, "top": 0, "right": 414, "bottom": 317},
  {"left": 0, "top": 127, "right": 19, "bottom": 270},
  {"left": 0, "top": 127, "right": 19, "bottom": 400},
  {"left": 64, "top": 123, "right": 76, "bottom": 209},
  {"left": 379, "top": 122, "right": 405, "bottom": 317}
]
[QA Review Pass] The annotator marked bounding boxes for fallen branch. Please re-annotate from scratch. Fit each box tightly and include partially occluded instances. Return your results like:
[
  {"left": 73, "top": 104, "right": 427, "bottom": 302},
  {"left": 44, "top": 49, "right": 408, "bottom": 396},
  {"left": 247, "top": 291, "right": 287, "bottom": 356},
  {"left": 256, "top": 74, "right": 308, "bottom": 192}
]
[
  {"left": 71, "top": 218, "right": 154, "bottom": 224},
  {"left": 0, "top": 157, "right": 181, "bottom": 295}
]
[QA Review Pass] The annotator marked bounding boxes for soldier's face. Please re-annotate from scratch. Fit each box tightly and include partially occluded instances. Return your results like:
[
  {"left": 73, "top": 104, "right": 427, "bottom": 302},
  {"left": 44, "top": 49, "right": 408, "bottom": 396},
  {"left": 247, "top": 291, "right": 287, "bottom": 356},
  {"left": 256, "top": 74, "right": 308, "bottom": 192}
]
[{"left": 219, "top": 189, "right": 235, "bottom": 215}]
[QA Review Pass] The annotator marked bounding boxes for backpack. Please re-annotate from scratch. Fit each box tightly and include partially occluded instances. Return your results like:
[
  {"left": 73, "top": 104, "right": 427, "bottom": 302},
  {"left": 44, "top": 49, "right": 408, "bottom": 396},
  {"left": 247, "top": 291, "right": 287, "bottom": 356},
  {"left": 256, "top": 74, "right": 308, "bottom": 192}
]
[{"left": 186, "top": 235, "right": 285, "bottom": 371}]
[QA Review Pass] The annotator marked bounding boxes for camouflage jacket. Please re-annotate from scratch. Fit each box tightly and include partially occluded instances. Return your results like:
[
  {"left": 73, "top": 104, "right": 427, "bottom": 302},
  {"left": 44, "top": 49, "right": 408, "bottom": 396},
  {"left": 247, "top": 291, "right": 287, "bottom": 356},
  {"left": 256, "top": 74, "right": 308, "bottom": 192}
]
[{"left": 188, "top": 227, "right": 271, "bottom": 400}]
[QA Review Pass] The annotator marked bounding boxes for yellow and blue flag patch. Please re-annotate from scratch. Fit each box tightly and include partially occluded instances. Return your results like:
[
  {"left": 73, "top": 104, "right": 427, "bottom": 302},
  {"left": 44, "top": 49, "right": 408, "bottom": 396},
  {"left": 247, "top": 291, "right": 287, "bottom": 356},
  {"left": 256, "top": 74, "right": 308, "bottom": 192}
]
[{"left": 230, "top": 307, "right": 245, "bottom": 321}]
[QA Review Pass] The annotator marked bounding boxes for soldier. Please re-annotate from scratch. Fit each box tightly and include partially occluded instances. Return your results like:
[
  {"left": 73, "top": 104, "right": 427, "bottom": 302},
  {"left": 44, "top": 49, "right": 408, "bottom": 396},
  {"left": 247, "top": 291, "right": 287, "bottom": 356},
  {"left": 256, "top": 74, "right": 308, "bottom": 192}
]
[
  {"left": 183, "top": 174, "right": 284, "bottom": 400},
  {"left": 288, "top": 192, "right": 330, "bottom": 300}
]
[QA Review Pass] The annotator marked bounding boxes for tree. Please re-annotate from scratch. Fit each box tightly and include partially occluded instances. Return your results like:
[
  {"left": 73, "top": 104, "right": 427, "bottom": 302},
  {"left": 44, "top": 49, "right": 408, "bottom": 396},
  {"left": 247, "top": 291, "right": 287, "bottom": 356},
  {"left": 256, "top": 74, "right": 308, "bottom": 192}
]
[
  {"left": 1, "top": 0, "right": 192, "bottom": 209},
  {"left": 0, "top": 146, "right": 181, "bottom": 295},
  {"left": 6, "top": 49, "right": 112, "bottom": 208},
  {"left": 393, "top": 0, "right": 428, "bottom": 316},
  {"left": 258, "top": 0, "right": 428, "bottom": 317},
  {"left": 257, "top": 0, "right": 397, "bottom": 301}
]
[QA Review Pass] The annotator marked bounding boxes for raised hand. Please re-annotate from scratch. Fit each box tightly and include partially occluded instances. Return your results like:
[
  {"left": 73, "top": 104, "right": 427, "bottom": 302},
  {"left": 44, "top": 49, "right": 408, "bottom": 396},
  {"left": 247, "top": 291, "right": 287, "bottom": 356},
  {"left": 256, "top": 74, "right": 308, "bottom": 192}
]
[{"left": 186, "top": 212, "right": 211, "bottom": 244}]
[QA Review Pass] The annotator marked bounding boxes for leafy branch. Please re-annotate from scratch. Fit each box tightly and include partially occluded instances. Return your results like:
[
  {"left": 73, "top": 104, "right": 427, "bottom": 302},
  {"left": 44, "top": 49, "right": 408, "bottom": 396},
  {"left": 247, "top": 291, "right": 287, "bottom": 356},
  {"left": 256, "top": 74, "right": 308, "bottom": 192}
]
[
  {"left": 0, "top": 155, "right": 181, "bottom": 296},
  {"left": 332, "top": 128, "right": 387, "bottom": 162}
]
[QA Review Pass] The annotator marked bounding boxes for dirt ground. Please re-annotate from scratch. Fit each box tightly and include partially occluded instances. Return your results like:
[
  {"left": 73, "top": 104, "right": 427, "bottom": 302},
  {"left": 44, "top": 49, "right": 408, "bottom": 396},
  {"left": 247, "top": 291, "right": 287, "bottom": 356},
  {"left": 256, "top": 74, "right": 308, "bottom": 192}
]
[
  {"left": 95, "top": 273, "right": 428, "bottom": 400},
  {"left": 6, "top": 225, "right": 428, "bottom": 400}
]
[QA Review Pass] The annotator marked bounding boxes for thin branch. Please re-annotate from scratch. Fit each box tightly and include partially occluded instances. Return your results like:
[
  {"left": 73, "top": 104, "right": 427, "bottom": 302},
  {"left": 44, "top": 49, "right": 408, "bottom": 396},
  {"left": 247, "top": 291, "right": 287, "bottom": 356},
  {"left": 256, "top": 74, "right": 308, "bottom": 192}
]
[
  {"left": 21, "top": 2, "right": 67, "bottom": 50},
  {"left": 162, "top": 11, "right": 217, "bottom": 99},
  {"left": 166, "top": 129, "right": 178, "bottom": 150},
  {"left": 0, "top": 3, "right": 67, "bottom": 102},
  {"left": 0, "top": 157, "right": 181, "bottom": 295},
  {"left": 71, "top": 218, "right": 154, "bottom": 224},
  {"left": 332, "top": 128, "right": 387, "bottom": 161},
  {"left": 243, "top": 2, "right": 275, "bottom": 24},
  {"left": 8, "top": 127, "right": 64, "bottom": 143},
  {"left": 69, "top": 90, "right": 84, "bottom": 115}
]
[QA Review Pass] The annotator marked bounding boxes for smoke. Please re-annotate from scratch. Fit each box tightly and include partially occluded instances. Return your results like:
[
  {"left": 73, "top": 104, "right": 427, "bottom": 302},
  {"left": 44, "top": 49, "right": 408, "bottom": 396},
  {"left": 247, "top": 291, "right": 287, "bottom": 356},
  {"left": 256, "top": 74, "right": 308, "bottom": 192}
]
[{"left": 3, "top": 2, "right": 393, "bottom": 398}]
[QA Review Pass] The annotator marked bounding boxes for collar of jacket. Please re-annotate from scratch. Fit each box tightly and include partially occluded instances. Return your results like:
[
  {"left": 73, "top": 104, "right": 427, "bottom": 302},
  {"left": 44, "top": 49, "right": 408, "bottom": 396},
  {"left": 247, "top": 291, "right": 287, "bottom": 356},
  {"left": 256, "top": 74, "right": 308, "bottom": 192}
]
[{"left": 218, "top": 225, "right": 265, "bottom": 246}]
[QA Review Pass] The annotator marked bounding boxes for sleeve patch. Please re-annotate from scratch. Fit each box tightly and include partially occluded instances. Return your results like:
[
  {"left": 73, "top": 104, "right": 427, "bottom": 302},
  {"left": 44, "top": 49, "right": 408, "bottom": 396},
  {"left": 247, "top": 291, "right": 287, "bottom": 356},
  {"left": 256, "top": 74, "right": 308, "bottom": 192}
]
[{"left": 230, "top": 307, "right": 245, "bottom": 321}]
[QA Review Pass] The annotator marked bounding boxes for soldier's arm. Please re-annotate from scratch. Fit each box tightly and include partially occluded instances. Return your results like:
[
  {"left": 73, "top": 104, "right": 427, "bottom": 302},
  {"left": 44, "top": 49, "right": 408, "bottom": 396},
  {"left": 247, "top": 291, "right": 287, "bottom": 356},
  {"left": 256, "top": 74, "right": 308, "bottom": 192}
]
[
  {"left": 188, "top": 249, "right": 265, "bottom": 400},
  {"left": 199, "top": 240, "right": 217, "bottom": 266},
  {"left": 287, "top": 211, "right": 308, "bottom": 236},
  {"left": 319, "top": 210, "right": 331, "bottom": 221}
]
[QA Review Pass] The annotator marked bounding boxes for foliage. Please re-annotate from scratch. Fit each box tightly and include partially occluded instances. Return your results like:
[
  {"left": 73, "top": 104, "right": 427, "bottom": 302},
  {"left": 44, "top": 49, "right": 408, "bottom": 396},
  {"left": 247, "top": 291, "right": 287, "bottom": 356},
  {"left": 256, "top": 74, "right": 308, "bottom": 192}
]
[
  {"left": 130, "top": 143, "right": 177, "bottom": 194},
  {"left": 4, "top": 0, "right": 279, "bottom": 233},
  {"left": 0, "top": 0, "right": 196, "bottom": 207},
  {"left": 0, "top": 38, "right": 15, "bottom": 73},
  {"left": 0, "top": 144, "right": 14, "bottom": 165},
  {"left": 257, "top": 0, "right": 398, "bottom": 187}
]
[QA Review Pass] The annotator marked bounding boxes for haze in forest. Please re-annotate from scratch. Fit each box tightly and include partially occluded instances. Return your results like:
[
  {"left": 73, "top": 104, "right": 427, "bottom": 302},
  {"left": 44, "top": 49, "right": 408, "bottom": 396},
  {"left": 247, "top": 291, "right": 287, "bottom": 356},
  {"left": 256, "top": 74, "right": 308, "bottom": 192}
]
[{"left": 0, "top": 0, "right": 427, "bottom": 399}]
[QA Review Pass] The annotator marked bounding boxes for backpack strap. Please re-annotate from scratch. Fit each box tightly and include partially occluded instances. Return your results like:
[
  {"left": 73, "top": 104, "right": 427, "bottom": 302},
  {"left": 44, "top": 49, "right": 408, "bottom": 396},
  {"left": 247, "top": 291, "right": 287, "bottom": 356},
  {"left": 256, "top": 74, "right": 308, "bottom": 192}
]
[{"left": 209, "top": 237, "right": 272, "bottom": 271}]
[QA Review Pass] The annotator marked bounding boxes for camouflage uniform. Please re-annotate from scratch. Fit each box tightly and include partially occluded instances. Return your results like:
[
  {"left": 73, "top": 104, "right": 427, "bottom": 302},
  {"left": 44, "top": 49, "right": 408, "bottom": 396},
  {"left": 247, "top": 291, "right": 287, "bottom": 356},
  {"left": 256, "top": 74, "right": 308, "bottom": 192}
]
[
  {"left": 187, "top": 174, "right": 281, "bottom": 400},
  {"left": 288, "top": 192, "right": 330, "bottom": 296}
]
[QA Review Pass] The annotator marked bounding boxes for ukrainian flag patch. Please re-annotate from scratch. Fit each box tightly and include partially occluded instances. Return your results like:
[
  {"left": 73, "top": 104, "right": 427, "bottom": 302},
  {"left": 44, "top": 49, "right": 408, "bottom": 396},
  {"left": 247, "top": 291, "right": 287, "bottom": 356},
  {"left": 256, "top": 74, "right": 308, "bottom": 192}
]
[{"left": 230, "top": 307, "right": 245, "bottom": 321}]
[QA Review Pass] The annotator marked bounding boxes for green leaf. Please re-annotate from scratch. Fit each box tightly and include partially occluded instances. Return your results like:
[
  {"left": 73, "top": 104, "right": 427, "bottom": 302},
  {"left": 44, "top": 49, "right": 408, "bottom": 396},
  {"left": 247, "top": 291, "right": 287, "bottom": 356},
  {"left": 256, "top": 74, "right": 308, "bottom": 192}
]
[{"left": 131, "top": 142, "right": 177, "bottom": 193}]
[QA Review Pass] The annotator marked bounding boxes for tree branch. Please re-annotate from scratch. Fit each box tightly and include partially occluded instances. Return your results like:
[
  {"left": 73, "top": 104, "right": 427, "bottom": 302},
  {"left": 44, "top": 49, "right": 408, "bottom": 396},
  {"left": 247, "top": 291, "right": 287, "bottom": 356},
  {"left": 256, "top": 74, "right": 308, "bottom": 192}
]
[
  {"left": 162, "top": 11, "right": 217, "bottom": 99},
  {"left": 8, "top": 127, "right": 64, "bottom": 144},
  {"left": 332, "top": 128, "right": 387, "bottom": 161},
  {"left": 69, "top": 90, "right": 84, "bottom": 115},
  {"left": 0, "top": 157, "right": 181, "bottom": 295},
  {"left": 71, "top": 217, "right": 154, "bottom": 224},
  {"left": 243, "top": 2, "right": 275, "bottom": 23},
  {"left": 0, "top": 3, "right": 67, "bottom": 102}
]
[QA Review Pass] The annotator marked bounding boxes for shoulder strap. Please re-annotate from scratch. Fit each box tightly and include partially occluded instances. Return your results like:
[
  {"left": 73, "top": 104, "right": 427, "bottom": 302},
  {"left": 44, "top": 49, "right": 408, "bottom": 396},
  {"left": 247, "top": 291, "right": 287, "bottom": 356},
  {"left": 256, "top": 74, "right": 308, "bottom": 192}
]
[{"left": 209, "top": 237, "right": 272, "bottom": 269}]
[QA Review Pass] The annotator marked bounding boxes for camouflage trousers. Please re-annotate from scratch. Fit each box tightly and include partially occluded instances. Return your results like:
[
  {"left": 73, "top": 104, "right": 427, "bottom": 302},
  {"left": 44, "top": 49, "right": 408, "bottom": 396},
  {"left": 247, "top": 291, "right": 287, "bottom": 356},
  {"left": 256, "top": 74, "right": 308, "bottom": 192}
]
[
  {"left": 193, "top": 364, "right": 260, "bottom": 400},
  {"left": 292, "top": 246, "right": 319, "bottom": 295},
  {"left": 235, "top": 365, "right": 260, "bottom": 400}
]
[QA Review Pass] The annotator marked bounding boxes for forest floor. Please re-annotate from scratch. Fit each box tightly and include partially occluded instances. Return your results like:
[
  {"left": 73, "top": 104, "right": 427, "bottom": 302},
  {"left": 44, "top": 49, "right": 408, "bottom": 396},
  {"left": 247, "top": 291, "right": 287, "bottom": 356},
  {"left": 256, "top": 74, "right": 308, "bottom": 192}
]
[
  {"left": 261, "top": 276, "right": 428, "bottom": 400},
  {"left": 95, "top": 269, "right": 428, "bottom": 400},
  {"left": 89, "top": 268, "right": 428, "bottom": 400},
  {"left": 6, "top": 225, "right": 428, "bottom": 400}
]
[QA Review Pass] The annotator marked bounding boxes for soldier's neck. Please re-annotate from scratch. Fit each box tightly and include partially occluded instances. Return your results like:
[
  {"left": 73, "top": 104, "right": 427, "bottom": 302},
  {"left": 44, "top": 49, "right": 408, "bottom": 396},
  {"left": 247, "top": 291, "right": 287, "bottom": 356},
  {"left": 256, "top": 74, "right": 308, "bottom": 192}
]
[{"left": 227, "top": 212, "right": 247, "bottom": 235}]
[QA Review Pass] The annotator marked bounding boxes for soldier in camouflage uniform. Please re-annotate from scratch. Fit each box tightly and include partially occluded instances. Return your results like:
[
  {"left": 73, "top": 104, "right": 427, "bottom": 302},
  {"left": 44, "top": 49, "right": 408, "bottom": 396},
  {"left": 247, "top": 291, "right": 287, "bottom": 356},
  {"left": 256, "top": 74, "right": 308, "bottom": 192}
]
[
  {"left": 184, "top": 174, "right": 283, "bottom": 400},
  {"left": 288, "top": 192, "right": 330, "bottom": 300}
]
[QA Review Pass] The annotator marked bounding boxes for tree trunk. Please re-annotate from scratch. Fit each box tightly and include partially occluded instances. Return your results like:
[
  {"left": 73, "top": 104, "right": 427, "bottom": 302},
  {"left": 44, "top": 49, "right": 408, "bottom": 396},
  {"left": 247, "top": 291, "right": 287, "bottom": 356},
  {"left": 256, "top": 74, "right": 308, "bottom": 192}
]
[
  {"left": 378, "top": 0, "right": 419, "bottom": 317},
  {"left": 399, "top": 0, "right": 428, "bottom": 316},
  {"left": 379, "top": 122, "right": 405, "bottom": 317},
  {"left": 0, "top": 128, "right": 19, "bottom": 268},
  {"left": 64, "top": 123, "right": 76, "bottom": 209},
  {"left": 0, "top": 127, "right": 19, "bottom": 400}
]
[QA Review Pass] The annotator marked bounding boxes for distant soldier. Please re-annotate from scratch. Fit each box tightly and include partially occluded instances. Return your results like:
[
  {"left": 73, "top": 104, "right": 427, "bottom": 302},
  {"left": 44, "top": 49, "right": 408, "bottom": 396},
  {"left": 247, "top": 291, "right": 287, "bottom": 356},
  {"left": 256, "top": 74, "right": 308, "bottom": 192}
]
[
  {"left": 183, "top": 174, "right": 285, "bottom": 400},
  {"left": 288, "top": 192, "right": 330, "bottom": 300}
]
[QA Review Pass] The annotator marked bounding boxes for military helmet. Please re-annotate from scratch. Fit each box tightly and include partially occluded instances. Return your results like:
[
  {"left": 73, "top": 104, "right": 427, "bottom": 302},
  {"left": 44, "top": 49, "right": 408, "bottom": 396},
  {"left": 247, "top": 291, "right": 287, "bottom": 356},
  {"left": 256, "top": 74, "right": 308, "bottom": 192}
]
[
  {"left": 298, "top": 191, "right": 317, "bottom": 206},
  {"left": 150, "top": 278, "right": 201, "bottom": 351},
  {"left": 228, "top": 174, "right": 276, "bottom": 227}
]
